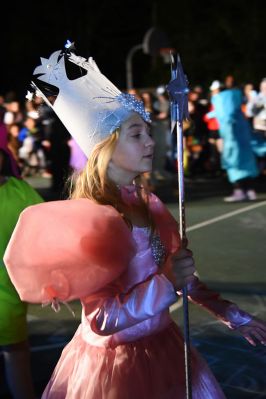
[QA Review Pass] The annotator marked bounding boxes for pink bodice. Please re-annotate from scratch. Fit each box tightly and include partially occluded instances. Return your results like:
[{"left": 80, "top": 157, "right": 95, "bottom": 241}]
[{"left": 80, "top": 226, "right": 176, "bottom": 348}]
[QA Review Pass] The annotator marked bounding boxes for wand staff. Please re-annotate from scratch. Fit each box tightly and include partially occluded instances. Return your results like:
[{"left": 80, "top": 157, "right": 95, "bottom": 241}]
[{"left": 166, "top": 53, "right": 192, "bottom": 399}]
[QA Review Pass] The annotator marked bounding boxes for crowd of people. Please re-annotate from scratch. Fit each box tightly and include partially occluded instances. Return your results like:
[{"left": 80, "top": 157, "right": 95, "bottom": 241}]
[
  {"left": 1, "top": 73, "right": 266, "bottom": 202},
  {"left": 0, "top": 93, "right": 86, "bottom": 196}
]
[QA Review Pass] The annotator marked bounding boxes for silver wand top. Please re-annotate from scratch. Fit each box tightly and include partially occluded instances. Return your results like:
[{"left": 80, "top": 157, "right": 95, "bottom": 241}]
[{"left": 167, "top": 53, "right": 189, "bottom": 129}]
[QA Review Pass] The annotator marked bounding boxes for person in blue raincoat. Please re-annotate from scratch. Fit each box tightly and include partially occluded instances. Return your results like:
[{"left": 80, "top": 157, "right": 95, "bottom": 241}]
[{"left": 207, "top": 85, "right": 259, "bottom": 202}]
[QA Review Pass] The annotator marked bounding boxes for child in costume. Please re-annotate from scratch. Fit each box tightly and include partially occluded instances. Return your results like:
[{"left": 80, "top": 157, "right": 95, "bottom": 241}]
[
  {"left": 4, "top": 44, "right": 266, "bottom": 399},
  {"left": 0, "top": 129, "right": 43, "bottom": 398}
]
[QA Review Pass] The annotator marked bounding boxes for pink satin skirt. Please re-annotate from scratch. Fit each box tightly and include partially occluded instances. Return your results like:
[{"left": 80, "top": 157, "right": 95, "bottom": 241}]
[{"left": 42, "top": 322, "right": 226, "bottom": 399}]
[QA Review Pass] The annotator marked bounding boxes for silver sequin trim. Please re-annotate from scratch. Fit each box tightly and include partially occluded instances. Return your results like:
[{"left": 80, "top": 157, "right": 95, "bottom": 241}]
[{"left": 151, "top": 234, "right": 166, "bottom": 266}]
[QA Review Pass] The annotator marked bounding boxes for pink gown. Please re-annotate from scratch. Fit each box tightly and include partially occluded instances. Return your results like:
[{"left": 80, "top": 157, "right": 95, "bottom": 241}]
[
  {"left": 4, "top": 188, "right": 252, "bottom": 399},
  {"left": 41, "top": 228, "right": 251, "bottom": 398}
]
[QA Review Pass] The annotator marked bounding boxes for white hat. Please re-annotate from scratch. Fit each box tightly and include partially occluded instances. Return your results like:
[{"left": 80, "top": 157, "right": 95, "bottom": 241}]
[
  {"left": 29, "top": 43, "right": 151, "bottom": 157},
  {"left": 209, "top": 80, "right": 221, "bottom": 91}
]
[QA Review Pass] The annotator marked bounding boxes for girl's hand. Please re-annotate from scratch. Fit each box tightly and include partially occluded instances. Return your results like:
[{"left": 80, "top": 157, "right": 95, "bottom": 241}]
[
  {"left": 237, "top": 317, "right": 266, "bottom": 346},
  {"left": 163, "top": 248, "right": 196, "bottom": 291}
]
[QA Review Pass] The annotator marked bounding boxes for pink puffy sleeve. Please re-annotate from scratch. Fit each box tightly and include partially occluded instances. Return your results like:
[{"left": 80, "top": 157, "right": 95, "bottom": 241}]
[{"left": 4, "top": 199, "right": 136, "bottom": 304}]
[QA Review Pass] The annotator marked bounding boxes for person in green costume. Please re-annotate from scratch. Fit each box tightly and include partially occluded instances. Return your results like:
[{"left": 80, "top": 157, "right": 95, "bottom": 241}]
[{"left": 0, "top": 138, "right": 43, "bottom": 398}]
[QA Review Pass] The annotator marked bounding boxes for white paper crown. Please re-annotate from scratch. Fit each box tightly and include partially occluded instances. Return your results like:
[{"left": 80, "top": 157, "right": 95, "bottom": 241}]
[{"left": 30, "top": 43, "right": 151, "bottom": 157}]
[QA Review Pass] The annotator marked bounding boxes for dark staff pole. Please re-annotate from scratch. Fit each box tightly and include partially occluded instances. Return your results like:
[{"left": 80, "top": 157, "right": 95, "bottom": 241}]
[{"left": 166, "top": 53, "right": 192, "bottom": 399}]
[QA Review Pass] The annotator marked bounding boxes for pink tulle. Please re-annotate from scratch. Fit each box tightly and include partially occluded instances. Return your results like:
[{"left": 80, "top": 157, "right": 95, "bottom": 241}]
[{"left": 42, "top": 323, "right": 226, "bottom": 399}]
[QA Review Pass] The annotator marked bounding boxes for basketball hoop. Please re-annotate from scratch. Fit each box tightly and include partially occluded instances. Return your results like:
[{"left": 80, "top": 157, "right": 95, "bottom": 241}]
[{"left": 159, "top": 48, "right": 176, "bottom": 64}]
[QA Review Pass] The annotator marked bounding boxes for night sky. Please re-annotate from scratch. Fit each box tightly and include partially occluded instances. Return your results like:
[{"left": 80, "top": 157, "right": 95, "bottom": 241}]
[{"left": 2, "top": 0, "right": 266, "bottom": 100}]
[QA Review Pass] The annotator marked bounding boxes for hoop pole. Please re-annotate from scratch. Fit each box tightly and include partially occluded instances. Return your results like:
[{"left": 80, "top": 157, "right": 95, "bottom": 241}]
[{"left": 126, "top": 44, "right": 143, "bottom": 90}]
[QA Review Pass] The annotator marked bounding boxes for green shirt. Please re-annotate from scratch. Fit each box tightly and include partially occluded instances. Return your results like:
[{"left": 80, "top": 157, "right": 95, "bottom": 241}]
[{"left": 0, "top": 177, "right": 44, "bottom": 266}]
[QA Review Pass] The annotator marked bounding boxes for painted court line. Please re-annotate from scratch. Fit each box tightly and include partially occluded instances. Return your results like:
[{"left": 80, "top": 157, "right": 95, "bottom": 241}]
[{"left": 186, "top": 200, "right": 266, "bottom": 232}]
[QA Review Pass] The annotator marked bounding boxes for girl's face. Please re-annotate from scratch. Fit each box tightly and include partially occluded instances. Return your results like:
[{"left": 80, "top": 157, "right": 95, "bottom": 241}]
[{"left": 108, "top": 113, "right": 154, "bottom": 185}]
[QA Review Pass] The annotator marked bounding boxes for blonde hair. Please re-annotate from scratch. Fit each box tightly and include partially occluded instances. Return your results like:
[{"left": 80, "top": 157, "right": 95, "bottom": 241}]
[{"left": 69, "top": 130, "right": 153, "bottom": 229}]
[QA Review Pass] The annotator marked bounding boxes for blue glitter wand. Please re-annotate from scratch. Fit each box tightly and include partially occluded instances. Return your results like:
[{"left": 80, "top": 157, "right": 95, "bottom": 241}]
[{"left": 166, "top": 53, "right": 192, "bottom": 399}]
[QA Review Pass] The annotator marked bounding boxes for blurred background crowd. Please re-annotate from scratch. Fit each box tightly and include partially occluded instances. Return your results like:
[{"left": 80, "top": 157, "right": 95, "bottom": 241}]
[{"left": 1, "top": 73, "right": 266, "bottom": 200}]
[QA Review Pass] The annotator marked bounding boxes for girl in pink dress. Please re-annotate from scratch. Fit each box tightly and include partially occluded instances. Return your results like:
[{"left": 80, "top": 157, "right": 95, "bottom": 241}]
[{"left": 4, "top": 44, "right": 266, "bottom": 399}]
